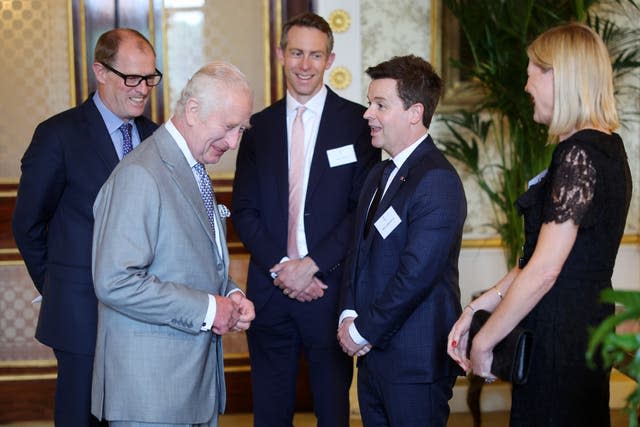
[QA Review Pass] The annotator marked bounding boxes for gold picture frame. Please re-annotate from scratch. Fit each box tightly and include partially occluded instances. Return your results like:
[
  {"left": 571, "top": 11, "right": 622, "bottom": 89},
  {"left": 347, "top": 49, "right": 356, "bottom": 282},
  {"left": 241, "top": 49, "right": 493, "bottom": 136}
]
[{"left": 431, "top": 0, "right": 483, "bottom": 113}]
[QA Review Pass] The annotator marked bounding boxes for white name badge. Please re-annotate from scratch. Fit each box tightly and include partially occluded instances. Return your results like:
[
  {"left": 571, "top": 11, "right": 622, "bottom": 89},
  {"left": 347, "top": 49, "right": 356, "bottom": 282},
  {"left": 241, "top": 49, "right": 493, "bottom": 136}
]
[
  {"left": 374, "top": 206, "right": 402, "bottom": 239},
  {"left": 327, "top": 145, "right": 357, "bottom": 167}
]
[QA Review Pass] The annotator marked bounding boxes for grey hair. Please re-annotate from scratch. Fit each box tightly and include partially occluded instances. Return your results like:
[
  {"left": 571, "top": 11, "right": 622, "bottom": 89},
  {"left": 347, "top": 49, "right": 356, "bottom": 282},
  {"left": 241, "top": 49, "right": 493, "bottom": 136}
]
[{"left": 174, "top": 61, "right": 252, "bottom": 119}]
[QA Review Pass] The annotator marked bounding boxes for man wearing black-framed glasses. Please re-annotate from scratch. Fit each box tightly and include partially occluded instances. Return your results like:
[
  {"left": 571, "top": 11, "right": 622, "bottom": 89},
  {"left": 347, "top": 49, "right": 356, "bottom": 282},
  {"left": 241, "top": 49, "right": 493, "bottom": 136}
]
[
  {"left": 98, "top": 61, "right": 163, "bottom": 88},
  {"left": 12, "top": 28, "right": 159, "bottom": 427}
]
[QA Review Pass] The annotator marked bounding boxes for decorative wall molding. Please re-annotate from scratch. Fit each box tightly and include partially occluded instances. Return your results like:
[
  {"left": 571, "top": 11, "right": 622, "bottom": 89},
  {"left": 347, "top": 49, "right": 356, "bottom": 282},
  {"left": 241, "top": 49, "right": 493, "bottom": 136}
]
[{"left": 316, "top": 1, "right": 362, "bottom": 103}]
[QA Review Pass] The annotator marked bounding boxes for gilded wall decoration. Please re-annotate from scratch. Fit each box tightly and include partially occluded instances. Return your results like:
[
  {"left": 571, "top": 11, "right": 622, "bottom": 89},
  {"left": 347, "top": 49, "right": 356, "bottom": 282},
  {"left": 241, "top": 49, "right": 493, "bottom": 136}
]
[
  {"left": 327, "top": 9, "right": 351, "bottom": 33},
  {"left": 328, "top": 66, "right": 352, "bottom": 90}
]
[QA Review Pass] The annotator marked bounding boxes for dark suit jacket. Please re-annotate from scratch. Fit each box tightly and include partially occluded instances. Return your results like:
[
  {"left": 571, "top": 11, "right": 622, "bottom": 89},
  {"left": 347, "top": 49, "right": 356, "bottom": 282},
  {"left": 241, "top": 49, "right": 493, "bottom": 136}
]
[
  {"left": 232, "top": 87, "right": 379, "bottom": 312},
  {"left": 342, "top": 137, "right": 467, "bottom": 383},
  {"left": 12, "top": 95, "right": 157, "bottom": 355}
]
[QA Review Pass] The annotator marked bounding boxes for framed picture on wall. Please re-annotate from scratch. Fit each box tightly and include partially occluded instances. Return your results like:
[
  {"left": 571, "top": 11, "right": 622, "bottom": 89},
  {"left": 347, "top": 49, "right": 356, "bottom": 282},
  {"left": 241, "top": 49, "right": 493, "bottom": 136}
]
[{"left": 430, "top": 0, "right": 482, "bottom": 112}]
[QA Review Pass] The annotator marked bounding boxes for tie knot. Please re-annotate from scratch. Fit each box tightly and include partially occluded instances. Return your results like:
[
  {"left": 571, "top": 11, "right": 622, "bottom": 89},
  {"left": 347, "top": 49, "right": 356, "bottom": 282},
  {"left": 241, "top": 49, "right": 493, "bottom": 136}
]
[
  {"left": 295, "top": 106, "right": 306, "bottom": 119},
  {"left": 193, "top": 162, "right": 207, "bottom": 177},
  {"left": 119, "top": 122, "right": 132, "bottom": 137},
  {"left": 120, "top": 122, "right": 133, "bottom": 156}
]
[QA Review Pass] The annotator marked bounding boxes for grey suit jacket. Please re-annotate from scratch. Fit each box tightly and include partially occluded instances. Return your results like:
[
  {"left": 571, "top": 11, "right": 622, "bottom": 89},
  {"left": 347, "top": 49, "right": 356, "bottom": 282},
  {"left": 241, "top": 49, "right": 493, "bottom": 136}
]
[{"left": 91, "top": 125, "right": 237, "bottom": 424}]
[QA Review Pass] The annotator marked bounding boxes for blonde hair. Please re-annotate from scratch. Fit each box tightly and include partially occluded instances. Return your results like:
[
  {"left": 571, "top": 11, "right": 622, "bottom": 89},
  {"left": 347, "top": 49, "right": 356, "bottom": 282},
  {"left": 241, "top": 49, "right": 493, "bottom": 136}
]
[
  {"left": 174, "top": 61, "right": 252, "bottom": 119},
  {"left": 527, "top": 22, "right": 619, "bottom": 138}
]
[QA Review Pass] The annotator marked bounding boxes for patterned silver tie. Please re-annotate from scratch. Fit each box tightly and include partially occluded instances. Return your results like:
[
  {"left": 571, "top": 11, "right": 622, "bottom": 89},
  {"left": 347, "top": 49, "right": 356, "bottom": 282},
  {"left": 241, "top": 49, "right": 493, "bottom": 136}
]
[{"left": 193, "top": 162, "right": 217, "bottom": 239}]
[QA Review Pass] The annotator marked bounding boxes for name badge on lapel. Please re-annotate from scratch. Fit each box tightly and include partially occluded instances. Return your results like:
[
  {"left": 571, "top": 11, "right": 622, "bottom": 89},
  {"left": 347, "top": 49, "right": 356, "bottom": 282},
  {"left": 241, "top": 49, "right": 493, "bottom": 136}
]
[
  {"left": 326, "top": 145, "right": 357, "bottom": 167},
  {"left": 374, "top": 206, "right": 402, "bottom": 239}
]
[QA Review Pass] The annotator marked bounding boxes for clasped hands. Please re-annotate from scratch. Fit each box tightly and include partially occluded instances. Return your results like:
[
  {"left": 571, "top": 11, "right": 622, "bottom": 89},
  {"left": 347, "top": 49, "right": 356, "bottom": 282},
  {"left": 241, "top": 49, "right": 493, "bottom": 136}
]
[
  {"left": 337, "top": 317, "right": 371, "bottom": 357},
  {"left": 212, "top": 292, "right": 255, "bottom": 335},
  {"left": 270, "top": 257, "right": 327, "bottom": 302},
  {"left": 447, "top": 309, "right": 496, "bottom": 383}
]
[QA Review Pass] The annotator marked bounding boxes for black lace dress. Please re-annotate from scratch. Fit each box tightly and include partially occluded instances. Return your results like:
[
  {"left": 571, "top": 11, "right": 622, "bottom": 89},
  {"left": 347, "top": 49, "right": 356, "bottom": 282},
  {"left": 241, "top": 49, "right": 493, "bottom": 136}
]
[{"left": 509, "top": 129, "right": 632, "bottom": 427}]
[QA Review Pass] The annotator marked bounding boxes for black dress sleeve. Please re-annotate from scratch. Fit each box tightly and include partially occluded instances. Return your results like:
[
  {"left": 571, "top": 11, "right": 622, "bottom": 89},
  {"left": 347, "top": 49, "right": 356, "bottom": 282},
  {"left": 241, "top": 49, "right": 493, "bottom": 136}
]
[{"left": 543, "top": 143, "right": 596, "bottom": 226}]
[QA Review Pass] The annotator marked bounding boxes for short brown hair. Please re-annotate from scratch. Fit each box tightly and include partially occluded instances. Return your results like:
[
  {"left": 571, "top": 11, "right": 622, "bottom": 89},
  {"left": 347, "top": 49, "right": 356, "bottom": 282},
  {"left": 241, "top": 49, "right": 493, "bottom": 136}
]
[
  {"left": 366, "top": 55, "right": 443, "bottom": 128},
  {"left": 94, "top": 28, "right": 156, "bottom": 66},
  {"left": 280, "top": 12, "right": 334, "bottom": 54}
]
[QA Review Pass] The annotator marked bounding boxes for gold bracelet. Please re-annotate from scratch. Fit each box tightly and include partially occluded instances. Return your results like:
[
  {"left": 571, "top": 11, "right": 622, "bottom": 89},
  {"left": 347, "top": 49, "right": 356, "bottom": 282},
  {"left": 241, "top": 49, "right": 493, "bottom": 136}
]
[
  {"left": 465, "top": 303, "right": 477, "bottom": 313},
  {"left": 493, "top": 285, "right": 503, "bottom": 300}
]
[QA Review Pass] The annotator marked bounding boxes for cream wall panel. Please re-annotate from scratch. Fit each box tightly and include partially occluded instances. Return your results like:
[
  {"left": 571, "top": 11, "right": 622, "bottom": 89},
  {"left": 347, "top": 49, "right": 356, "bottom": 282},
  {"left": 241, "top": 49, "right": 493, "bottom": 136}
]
[
  {"left": 164, "top": 0, "right": 267, "bottom": 176},
  {"left": 360, "top": 0, "right": 430, "bottom": 103},
  {"left": 0, "top": 0, "right": 71, "bottom": 180},
  {"left": 618, "top": 119, "right": 639, "bottom": 235}
]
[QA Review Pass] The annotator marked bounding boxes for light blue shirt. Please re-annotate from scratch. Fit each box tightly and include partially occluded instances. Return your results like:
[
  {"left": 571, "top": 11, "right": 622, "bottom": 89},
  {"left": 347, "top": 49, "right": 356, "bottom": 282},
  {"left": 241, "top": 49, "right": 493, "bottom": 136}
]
[{"left": 92, "top": 92, "right": 142, "bottom": 160}]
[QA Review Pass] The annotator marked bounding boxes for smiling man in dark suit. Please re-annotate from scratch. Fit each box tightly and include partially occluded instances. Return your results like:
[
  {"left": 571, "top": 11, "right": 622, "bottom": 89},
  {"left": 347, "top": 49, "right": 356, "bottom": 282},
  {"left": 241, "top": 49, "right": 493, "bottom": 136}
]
[
  {"left": 232, "top": 12, "right": 379, "bottom": 427},
  {"left": 12, "top": 28, "right": 159, "bottom": 427},
  {"left": 338, "top": 55, "right": 467, "bottom": 427}
]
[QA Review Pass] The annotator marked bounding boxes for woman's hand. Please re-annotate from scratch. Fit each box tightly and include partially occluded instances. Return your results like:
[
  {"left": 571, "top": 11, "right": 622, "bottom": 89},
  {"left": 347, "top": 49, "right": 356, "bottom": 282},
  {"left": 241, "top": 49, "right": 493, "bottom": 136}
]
[
  {"left": 447, "top": 307, "right": 474, "bottom": 372},
  {"left": 470, "top": 335, "right": 496, "bottom": 383}
]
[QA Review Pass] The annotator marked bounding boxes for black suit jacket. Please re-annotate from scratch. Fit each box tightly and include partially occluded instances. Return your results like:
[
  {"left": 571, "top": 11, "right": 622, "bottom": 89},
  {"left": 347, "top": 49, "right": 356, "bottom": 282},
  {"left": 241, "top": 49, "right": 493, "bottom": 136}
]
[
  {"left": 12, "top": 95, "right": 158, "bottom": 355},
  {"left": 232, "top": 87, "right": 380, "bottom": 311},
  {"left": 342, "top": 137, "right": 467, "bottom": 383}
]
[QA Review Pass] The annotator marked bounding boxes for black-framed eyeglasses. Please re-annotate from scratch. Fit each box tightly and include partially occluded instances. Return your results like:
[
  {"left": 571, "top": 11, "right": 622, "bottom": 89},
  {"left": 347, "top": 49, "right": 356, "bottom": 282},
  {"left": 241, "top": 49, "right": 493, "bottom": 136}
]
[{"left": 100, "top": 62, "right": 163, "bottom": 87}]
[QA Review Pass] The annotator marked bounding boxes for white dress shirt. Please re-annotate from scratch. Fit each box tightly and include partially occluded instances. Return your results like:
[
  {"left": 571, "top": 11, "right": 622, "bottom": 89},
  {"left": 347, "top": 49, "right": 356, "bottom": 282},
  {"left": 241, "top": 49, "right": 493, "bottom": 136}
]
[
  {"left": 285, "top": 86, "right": 328, "bottom": 259},
  {"left": 166, "top": 118, "right": 241, "bottom": 331}
]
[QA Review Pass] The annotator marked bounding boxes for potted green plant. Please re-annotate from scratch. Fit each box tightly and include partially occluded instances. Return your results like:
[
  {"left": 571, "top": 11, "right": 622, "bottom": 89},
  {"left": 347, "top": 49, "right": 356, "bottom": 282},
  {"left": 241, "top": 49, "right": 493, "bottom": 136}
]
[
  {"left": 588, "top": 290, "right": 640, "bottom": 426},
  {"left": 437, "top": 0, "right": 640, "bottom": 268}
]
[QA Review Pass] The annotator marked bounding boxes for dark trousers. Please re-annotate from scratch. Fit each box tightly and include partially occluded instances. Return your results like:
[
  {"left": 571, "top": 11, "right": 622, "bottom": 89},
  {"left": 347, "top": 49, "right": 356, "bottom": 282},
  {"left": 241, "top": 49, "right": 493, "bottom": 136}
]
[
  {"left": 247, "top": 291, "right": 353, "bottom": 427},
  {"left": 53, "top": 349, "right": 107, "bottom": 427},
  {"left": 357, "top": 359, "right": 456, "bottom": 427}
]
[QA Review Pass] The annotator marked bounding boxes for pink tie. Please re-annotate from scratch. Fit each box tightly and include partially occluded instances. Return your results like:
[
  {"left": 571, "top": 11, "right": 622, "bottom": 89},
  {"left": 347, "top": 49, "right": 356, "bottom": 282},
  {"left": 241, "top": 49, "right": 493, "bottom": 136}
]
[{"left": 287, "top": 106, "right": 306, "bottom": 259}]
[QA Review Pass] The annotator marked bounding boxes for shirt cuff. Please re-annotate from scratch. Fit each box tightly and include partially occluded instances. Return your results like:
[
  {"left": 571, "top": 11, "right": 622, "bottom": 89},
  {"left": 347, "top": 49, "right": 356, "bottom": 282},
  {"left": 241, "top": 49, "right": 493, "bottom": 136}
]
[
  {"left": 339, "top": 310, "right": 369, "bottom": 346},
  {"left": 348, "top": 321, "right": 369, "bottom": 346},
  {"left": 226, "top": 289, "right": 245, "bottom": 298},
  {"left": 339, "top": 309, "right": 358, "bottom": 326},
  {"left": 200, "top": 294, "right": 216, "bottom": 331}
]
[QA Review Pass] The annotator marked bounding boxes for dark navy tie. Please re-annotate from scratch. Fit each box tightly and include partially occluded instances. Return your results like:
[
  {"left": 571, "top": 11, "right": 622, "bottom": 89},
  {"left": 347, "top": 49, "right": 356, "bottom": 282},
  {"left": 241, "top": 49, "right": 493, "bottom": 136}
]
[
  {"left": 364, "top": 159, "right": 394, "bottom": 238},
  {"left": 119, "top": 122, "right": 133, "bottom": 156}
]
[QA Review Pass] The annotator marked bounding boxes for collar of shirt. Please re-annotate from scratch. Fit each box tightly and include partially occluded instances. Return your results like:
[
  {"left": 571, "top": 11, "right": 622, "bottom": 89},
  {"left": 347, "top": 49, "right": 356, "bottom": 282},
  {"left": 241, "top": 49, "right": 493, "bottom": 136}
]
[
  {"left": 383, "top": 132, "right": 429, "bottom": 193},
  {"left": 166, "top": 118, "right": 223, "bottom": 255},
  {"left": 93, "top": 92, "right": 135, "bottom": 136},
  {"left": 286, "top": 85, "right": 328, "bottom": 118},
  {"left": 165, "top": 117, "right": 198, "bottom": 168},
  {"left": 93, "top": 92, "right": 141, "bottom": 158},
  {"left": 389, "top": 132, "right": 429, "bottom": 170}
]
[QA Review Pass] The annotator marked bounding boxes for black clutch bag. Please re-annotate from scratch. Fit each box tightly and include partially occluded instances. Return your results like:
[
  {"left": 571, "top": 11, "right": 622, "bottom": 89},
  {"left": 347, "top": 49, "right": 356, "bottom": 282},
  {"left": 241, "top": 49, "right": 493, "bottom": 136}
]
[{"left": 467, "top": 309, "right": 533, "bottom": 385}]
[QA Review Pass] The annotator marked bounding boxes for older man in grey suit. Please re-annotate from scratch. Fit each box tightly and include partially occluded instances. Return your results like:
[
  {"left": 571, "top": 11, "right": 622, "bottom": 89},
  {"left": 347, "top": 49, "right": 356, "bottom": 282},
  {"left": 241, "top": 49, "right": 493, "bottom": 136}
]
[{"left": 91, "top": 61, "right": 255, "bottom": 427}]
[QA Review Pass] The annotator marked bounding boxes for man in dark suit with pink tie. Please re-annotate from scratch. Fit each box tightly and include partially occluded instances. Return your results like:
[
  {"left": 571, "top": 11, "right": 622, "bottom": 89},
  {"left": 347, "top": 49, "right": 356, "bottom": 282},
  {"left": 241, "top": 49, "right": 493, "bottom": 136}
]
[
  {"left": 338, "top": 55, "right": 467, "bottom": 427},
  {"left": 232, "top": 12, "right": 379, "bottom": 427}
]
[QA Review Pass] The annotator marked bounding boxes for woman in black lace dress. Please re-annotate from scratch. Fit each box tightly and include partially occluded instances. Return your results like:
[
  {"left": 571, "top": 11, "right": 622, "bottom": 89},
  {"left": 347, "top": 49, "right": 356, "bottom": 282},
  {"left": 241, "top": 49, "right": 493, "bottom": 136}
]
[{"left": 447, "top": 23, "right": 632, "bottom": 426}]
